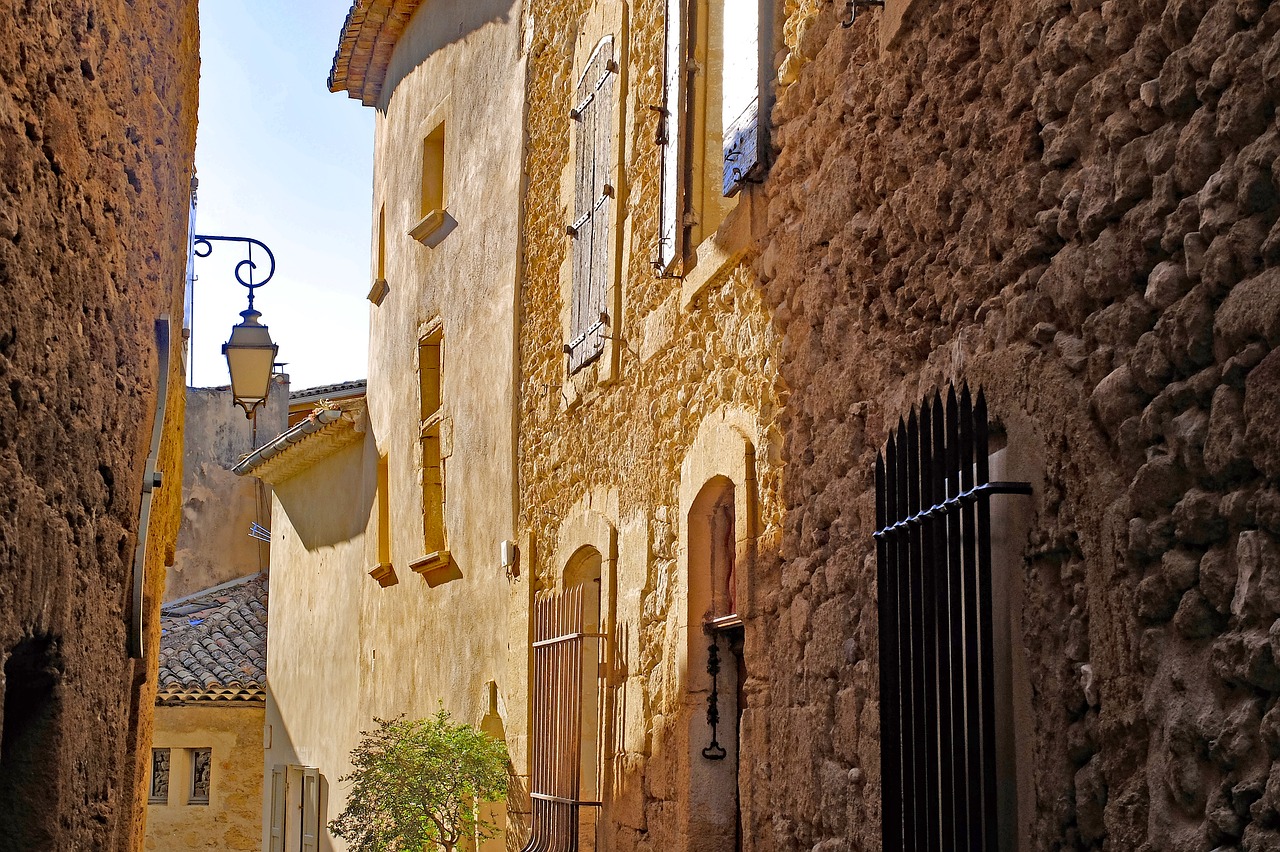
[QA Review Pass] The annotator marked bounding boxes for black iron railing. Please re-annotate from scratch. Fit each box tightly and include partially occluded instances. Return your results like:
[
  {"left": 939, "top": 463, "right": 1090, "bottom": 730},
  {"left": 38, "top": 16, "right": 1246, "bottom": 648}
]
[{"left": 874, "top": 385, "right": 1029, "bottom": 852}]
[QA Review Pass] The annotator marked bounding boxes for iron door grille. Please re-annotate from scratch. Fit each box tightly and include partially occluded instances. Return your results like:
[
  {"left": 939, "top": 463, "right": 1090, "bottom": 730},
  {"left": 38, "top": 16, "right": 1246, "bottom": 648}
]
[
  {"left": 874, "top": 385, "right": 1029, "bottom": 852},
  {"left": 521, "top": 585, "right": 603, "bottom": 852}
]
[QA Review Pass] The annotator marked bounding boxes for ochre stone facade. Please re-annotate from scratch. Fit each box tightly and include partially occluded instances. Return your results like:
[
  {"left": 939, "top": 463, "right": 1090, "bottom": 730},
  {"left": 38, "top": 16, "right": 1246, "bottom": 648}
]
[
  {"left": 517, "top": 1, "right": 785, "bottom": 850},
  {"left": 144, "top": 704, "right": 265, "bottom": 852},
  {"left": 0, "top": 2, "right": 198, "bottom": 849},
  {"left": 756, "top": 0, "right": 1280, "bottom": 849}
]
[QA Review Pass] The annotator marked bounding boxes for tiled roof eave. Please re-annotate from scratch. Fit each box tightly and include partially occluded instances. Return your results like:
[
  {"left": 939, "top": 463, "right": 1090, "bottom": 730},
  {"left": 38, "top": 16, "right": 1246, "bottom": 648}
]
[
  {"left": 232, "top": 404, "right": 366, "bottom": 483},
  {"left": 328, "top": 0, "right": 426, "bottom": 106}
]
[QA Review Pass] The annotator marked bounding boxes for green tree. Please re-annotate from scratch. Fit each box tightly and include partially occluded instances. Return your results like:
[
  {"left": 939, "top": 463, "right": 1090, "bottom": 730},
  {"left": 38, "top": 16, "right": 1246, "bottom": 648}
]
[{"left": 329, "top": 710, "right": 510, "bottom": 852}]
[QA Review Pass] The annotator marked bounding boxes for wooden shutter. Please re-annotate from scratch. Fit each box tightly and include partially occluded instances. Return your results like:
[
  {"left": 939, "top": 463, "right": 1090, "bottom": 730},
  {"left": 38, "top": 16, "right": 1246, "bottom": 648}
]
[
  {"left": 658, "top": 0, "right": 686, "bottom": 272},
  {"left": 568, "top": 39, "right": 616, "bottom": 373},
  {"left": 721, "top": 1, "right": 762, "bottom": 196},
  {"left": 268, "top": 766, "right": 286, "bottom": 852},
  {"left": 301, "top": 768, "right": 320, "bottom": 852}
]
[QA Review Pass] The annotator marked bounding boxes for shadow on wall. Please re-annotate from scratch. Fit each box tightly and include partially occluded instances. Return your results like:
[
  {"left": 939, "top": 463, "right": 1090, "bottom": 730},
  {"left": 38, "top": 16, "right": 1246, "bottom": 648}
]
[
  {"left": 273, "top": 437, "right": 374, "bottom": 552},
  {"left": 0, "top": 636, "right": 62, "bottom": 852},
  {"left": 377, "top": 0, "right": 518, "bottom": 114},
  {"left": 264, "top": 683, "right": 340, "bottom": 852}
]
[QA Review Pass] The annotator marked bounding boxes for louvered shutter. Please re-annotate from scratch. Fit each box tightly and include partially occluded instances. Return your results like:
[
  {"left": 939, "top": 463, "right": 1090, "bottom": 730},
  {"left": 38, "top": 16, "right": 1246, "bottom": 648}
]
[
  {"left": 268, "top": 766, "right": 286, "bottom": 852},
  {"left": 301, "top": 768, "right": 319, "bottom": 852},
  {"left": 658, "top": 0, "right": 685, "bottom": 272},
  {"left": 722, "top": 2, "right": 762, "bottom": 196},
  {"left": 568, "top": 39, "right": 616, "bottom": 373}
]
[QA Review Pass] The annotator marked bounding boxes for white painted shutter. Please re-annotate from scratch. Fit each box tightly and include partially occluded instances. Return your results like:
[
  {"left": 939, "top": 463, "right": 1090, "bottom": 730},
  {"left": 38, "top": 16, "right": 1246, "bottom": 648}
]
[
  {"left": 268, "top": 766, "right": 286, "bottom": 852},
  {"left": 722, "top": 0, "right": 762, "bottom": 196},
  {"left": 658, "top": 0, "right": 685, "bottom": 272},
  {"left": 301, "top": 768, "right": 319, "bottom": 852}
]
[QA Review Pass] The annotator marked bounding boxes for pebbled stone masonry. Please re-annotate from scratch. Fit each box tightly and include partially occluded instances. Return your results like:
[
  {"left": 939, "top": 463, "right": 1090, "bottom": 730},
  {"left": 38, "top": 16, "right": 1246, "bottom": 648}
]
[
  {"left": 757, "top": 0, "right": 1280, "bottom": 849},
  {"left": 0, "top": 1, "right": 198, "bottom": 849}
]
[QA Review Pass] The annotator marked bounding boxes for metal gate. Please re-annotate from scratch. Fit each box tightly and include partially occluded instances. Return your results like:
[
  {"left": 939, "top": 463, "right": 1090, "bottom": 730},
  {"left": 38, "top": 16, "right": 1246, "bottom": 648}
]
[
  {"left": 522, "top": 585, "right": 603, "bottom": 852},
  {"left": 874, "top": 385, "right": 1029, "bottom": 852}
]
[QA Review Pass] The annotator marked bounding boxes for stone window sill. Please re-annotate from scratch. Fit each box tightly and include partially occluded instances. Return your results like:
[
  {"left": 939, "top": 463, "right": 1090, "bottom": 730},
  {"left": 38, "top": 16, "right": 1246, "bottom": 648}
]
[
  {"left": 408, "top": 209, "right": 446, "bottom": 244},
  {"left": 682, "top": 194, "right": 755, "bottom": 309},
  {"left": 411, "top": 551, "right": 460, "bottom": 587},
  {"left": 367, "top": 277, "right": 389, "bottom": 306},
  {"left": 368, "top": 562, "right": 398, "bottom": 587}
]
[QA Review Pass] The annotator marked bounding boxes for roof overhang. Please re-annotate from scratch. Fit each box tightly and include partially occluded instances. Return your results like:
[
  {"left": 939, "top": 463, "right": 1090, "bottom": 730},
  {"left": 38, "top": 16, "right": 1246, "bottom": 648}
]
[
  {"left": 233, "top": 403, "right": 367, "bottom": 484},
  {"left": 156, "top": 687, "right": 266, "bottom": 706},
  {"left": 328, "top": 0, "right": 426, "bottom": 106}
]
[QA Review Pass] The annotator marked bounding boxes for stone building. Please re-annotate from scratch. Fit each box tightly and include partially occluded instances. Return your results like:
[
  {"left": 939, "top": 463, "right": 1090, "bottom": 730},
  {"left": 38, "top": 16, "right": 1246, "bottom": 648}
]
[
  {"left": 258, "top": 0, "right": 1280, "bottom": 850},
  {"left": 247, "top": 3, "right": 529, "bottom": 841},
  {"left": 169, "top": 381, "right": 289, "bottom": 601},
  {"left": 0, "top": 3, "right": 198, "bottom": 851},
  {"left": 753, "top": 1, "right": 1280, "bottom": 851},
  {"left": 513, "top": 1, "right": 784, "bottom": 851},
  {"left": 145, "top": 573, "right": 268, "bottom": 852}
]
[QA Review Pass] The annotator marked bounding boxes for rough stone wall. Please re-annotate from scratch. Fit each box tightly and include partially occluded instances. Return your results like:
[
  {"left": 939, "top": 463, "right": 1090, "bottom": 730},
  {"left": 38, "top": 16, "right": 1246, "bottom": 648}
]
[
  {"left": 518, "top": 2, "right": 785, "bottom": 850},
  {"left": 0, "top": 1, "right": 199, "bottom": 849},
  {"left": 756, "top": 0, "right": 1280, "bottom": 849}
]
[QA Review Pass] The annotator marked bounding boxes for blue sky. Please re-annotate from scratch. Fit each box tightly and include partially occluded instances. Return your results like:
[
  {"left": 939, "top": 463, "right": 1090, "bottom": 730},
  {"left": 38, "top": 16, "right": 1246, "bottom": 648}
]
[{"left": 190, "top": 0, "right": 372, "bottom": 392}]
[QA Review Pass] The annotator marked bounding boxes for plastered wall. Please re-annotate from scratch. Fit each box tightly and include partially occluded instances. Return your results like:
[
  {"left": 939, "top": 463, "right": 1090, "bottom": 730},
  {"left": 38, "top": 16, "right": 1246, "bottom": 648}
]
[
  {"left": 168, "top": 382, "right": 288, "bottom": 601},
  {"left": 264, "top": 2, "right": 528, "bottom": 848},
  {"left": 0, "top": 2, "right": 198, "bottom": 849},
  {"left": 145, "top": 705, "right": 265, "bottom": 852}
]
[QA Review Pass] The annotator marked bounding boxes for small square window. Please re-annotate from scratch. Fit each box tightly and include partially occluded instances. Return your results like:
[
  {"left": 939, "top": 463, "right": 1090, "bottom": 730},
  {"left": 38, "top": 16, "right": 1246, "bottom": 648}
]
[
  {"left": 189, "top": 748, "right": 211, "bottom": 805},
  {"left": 409, "top": 122, "right": 447, "bottom": 243},
  {"left": 148, "top": 748, "right": 170, "bottom": 805}
]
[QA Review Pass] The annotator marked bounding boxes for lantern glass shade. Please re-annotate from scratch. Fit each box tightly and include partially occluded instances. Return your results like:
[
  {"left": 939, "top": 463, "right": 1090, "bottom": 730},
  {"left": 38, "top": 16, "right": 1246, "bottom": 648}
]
[{"left": 222, "top": 309, "right": 278, "bottom": 417}]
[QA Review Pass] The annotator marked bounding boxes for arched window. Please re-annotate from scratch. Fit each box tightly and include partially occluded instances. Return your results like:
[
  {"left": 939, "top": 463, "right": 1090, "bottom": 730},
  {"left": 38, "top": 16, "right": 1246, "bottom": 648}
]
[{"left": 686, "top": 477, "right": 744, "bottom": 852}]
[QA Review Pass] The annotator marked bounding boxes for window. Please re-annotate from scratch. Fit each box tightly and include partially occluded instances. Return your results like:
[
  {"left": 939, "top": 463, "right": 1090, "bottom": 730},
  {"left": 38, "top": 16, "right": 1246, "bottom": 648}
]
[
  {"left": 686, "top": 478, "right": 746, "bottom": 852},
  {"left": 874, "top": 385, "right": 1030, "bottom": 852},
  {"left": 566, "top": 38, "right": 617, "bottom": 373},
  {"left": 657, "top": 0, "right": 766, "bottom": 275},
  {"left": 369, "top": 454, "right": 397, "bottom": 586},
  {"left": 409, "top": 121, "right": 447, "bottom": 243},
  {"left": 368, "top": 203, "right": 389, "bottom": 305},
  {"left": 149, "top": 749, "right": 170, "bottom": 804},
  {"left": 412, "top": 325, "right": 450, "bottom": 578},
  {"left": 524, "top": 560, "right": 605, "bottom": 850},
  {"left": 269, "top": 765, "right": 320, "bottom": 852},
  {"left": 188, "top": 748, "right": 211, "bottom": 805}
]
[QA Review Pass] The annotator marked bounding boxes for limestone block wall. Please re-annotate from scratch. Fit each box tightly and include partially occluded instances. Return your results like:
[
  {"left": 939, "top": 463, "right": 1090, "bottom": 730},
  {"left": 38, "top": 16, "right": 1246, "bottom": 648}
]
[
  {"left": 518, "top": 2, "right": 786, "bottom": 850},
  {"left": 0, "top": 1, "right": 198, "bottom": 850},
  {"left": 144, "top": 704, "right": 265, "bottom": 852},
  {"left": 756, "top": 0, "right": 1280, "bottom": 849}
]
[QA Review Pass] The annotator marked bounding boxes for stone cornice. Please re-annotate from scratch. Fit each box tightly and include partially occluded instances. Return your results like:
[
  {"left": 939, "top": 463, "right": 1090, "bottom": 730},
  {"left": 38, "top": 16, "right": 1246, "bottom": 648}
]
[{"left": 328, "top": 0, "right": 426, "bottom": 107}]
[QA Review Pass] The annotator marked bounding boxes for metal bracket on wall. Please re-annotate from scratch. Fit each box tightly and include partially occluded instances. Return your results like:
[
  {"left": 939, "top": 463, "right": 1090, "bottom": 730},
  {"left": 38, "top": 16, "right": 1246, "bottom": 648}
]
[
  {"left": 129, "top": 315, "right": 171, "bottom": 660},
  {"left": 841, "top": 0, "right": 885, "bottom": 27}
]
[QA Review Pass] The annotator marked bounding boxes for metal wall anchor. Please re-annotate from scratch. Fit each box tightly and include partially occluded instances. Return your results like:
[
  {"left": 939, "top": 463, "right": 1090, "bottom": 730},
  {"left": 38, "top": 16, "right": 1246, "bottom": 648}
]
[{"left": 841, "top": 0, "right": 885, "bottom": 27}]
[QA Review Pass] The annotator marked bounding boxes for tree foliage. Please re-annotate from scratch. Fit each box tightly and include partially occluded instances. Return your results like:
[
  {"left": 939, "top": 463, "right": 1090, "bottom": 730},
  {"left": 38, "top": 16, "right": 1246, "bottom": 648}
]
[{"left": 329, "top": 710, "right": 510, "bottom": 852}]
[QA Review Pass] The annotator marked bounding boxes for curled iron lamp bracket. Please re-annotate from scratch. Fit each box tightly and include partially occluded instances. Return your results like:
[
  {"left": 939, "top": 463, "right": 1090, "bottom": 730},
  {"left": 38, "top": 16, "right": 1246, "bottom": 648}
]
[
  {"left": 841, "top": 0, "right": 885, "bottom": 27},
  {"left": 192, "top": 234, "right": 276, "bottom": 310}
]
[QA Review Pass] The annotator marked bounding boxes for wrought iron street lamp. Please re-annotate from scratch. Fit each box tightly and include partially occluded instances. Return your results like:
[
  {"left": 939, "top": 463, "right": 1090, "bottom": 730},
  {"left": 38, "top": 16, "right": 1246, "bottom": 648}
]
[{"left": 192, "top": 234, "right": 280, "bottom": 418}]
